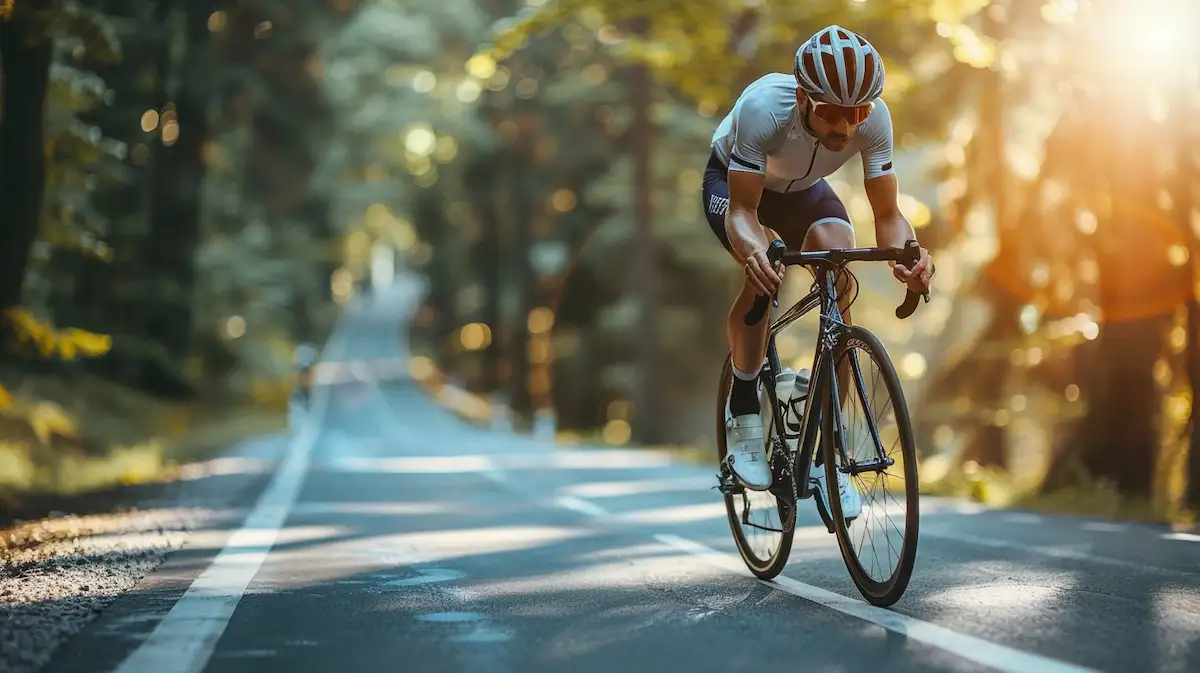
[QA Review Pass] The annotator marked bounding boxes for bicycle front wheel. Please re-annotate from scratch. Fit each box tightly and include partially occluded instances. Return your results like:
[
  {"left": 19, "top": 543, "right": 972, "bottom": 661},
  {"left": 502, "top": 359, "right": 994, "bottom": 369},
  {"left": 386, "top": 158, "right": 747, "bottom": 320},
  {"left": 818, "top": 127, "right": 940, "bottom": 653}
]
[{"left": 823, "top": 325, "right": 920, "bottom": 607}]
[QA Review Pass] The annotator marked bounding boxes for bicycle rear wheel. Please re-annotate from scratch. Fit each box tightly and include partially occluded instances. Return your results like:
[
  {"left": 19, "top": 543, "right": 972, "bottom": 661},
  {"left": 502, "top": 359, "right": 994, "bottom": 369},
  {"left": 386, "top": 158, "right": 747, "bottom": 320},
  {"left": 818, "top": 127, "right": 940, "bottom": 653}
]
[
  {"left": 716, "top": 356, "right": 795, "bottom": 580},
  {"left": 823, "top": 326, "right": 919, "bottom": 607}
]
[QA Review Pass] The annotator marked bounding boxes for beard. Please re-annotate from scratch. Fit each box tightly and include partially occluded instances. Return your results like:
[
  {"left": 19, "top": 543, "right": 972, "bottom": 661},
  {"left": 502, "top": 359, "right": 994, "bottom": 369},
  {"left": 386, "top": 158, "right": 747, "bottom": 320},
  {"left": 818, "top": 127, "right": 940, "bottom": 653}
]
[{"left": 819, "top": 132, "right": 851, "bottom": 150}]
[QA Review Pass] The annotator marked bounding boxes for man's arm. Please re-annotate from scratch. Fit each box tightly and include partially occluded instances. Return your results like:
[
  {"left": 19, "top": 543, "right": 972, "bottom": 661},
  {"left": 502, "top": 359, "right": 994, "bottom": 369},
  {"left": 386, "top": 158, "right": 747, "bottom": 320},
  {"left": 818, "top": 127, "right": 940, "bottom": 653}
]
[
  {"left": 860, "top": 100, "right": 932, "bottom": 291},
  {"left": 864, "top": 173, "right": 915, "bottom": 249},
  {"left": 727, "top": 169, "right": 780, "bottom": 296},
  {"left": 724, "top": 96, "right": 785, "bottom": 294},
  {"left": 866, "top": 172, "right": 932, "bottom": 290}
]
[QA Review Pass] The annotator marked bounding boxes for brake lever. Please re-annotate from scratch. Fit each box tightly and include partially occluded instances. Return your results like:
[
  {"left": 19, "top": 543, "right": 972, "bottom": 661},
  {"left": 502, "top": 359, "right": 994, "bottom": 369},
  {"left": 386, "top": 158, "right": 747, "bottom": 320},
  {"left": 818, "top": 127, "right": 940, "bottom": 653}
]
[
  {"left": 894, "top": 240, "right": 927, "bottom": 320},
  {"left": 743, "top": 240, "right": 787, "bottom": 326}
]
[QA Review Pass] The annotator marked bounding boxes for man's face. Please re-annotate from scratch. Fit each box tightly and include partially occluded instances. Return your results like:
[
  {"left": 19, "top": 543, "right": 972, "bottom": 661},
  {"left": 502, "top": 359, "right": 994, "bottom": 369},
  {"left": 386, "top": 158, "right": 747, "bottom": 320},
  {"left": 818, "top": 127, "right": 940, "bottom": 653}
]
[{"left": 795, "top": 89, "right": 869, "bottom": 151}]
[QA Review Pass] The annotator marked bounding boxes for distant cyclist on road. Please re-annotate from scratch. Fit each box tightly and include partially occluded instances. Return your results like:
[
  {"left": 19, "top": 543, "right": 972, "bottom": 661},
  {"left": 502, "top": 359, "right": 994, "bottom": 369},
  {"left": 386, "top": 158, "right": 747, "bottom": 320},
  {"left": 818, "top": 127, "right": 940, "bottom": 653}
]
[{"left": 702, "top": 25, "right": 935, "bottom": 508}]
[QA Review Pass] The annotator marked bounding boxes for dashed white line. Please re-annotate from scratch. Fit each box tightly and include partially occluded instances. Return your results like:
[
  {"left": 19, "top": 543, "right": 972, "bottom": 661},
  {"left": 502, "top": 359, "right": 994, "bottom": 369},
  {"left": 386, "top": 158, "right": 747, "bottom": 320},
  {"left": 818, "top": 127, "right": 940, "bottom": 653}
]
[
  {"left": 1163, "top": 532, "right": 1200, "bottom": 542},
  {"left": 653, "top": 533, "right": 1101, "bottom": 673},
  {"left": 554, "top": 495, "right": 610, "bottom": 518},
  {"left": 1081, "top": 522, "right": 1128, "bottom": 533},
  {"left": 922, "top": 529, "right": 1197, "bottom": 577},
  {"left": 1000, "top": 513, "right": 1044, "bottom": 525},
  {"left": 480, "top": 464, "right": 512, "bottom": 485}
]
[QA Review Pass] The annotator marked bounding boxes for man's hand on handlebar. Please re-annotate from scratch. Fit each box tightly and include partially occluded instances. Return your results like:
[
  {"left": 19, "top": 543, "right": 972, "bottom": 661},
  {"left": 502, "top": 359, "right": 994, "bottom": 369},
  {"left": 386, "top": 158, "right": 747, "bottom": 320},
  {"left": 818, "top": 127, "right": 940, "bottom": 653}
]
[
  {"left": 892, "top": 245, "right": 934, "bottom": 294},
  {"left": 743, "top": 248, "right": 784, "bottom": 297},
  {"left": 729, "top": 223, "right": 783, "bottom": 296}
]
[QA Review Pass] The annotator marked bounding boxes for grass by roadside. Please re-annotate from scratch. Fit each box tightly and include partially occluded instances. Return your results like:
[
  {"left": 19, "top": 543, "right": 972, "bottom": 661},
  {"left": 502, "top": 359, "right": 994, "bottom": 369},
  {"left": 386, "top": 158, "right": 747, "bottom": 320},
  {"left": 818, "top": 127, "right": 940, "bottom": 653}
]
[
  {"left": 0, "top": 371, "right": 286, "bottom": 528},
  {"left": 919, "top": 463, "right": 1197, "bottom": 528}
]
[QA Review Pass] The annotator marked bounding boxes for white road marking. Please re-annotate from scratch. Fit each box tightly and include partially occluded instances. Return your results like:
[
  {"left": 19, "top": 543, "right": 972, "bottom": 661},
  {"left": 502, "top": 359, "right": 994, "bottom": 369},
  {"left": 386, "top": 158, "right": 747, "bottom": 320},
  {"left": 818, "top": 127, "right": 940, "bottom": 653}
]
[
  {"left": 481, "top": 468, "right": 510, "bottom": 485},
  {"left": 110, "top": 306, "right": 347, "bottom": 673},
  {"left": 452, "top": 626, "right": 514, "bottom": 643},
  {"left": 653, "top": 533, "right": 1101, "bottom": 673},
  {"left": 1163, "top": 532, "right": 1200, "bottom": 542},
  {"left": 1081, "top": 522, "right": 1128, "bottom": 533},
  {"left": 555, "top": 495, "right": 610, "bottom": 518},
  {"left": 386, "top": 568, "right": 467, "bottom": 587},
  {"left": 415, "top": 612, "right": 484, "bottom": 622},
  {"left": 1000, "top": 513, "right": 1044, "bottom": 525},
  {"left": 923, "top": 529, "right": 1198, "bottom": 577}
]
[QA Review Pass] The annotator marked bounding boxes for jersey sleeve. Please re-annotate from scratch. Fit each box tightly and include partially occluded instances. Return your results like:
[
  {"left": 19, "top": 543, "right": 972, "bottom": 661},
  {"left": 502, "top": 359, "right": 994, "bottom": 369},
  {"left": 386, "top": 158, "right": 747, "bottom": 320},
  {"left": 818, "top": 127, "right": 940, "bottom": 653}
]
[
  {"left": 727, "top": 97, "right": 781, "bottom": 174},
  {"left": 860, "top": 99, "right": 896, "bottom": 181}
]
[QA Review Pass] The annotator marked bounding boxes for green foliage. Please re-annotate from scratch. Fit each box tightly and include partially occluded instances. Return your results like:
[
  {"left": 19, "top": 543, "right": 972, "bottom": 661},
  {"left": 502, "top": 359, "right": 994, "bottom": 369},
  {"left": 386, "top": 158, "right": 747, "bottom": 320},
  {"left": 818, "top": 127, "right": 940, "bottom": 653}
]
[{"left": 479, "top": 0, "right": 989, "bottom": 109}]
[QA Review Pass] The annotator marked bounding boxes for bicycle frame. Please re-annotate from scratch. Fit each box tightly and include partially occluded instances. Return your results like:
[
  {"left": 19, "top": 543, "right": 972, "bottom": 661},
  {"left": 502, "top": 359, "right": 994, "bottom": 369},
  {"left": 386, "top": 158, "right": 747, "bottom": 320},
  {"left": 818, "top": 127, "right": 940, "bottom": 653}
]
[{"left": 758, "top": 263, "right": 890, "bottom": 502}]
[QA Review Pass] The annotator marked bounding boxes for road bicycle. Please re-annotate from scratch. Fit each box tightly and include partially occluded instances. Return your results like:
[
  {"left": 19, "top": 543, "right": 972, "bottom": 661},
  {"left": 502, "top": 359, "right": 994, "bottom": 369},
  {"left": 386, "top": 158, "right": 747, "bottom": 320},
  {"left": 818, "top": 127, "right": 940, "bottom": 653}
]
[{"left": 714, "top": 238, "right": 926, "bottom": 607}]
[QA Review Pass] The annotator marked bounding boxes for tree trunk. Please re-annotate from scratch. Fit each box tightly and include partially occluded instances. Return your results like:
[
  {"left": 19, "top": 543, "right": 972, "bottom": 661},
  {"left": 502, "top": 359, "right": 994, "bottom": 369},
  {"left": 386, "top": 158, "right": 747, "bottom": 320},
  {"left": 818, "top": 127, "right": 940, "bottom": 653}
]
[
  {"left": 143, "top": 0, "right": 212, "bottom": 359},
  {"left": 964, "top": 23, "right": 1011, "bottom": 467},
  {"left": 628, "top": 19, "right": 661, "bottom": 445},
  {"left": 1061, "top": 90, "right": 1167, "bottom": 498},
  {"left": 1184, "top": 281, "right": 1200, "bottom": 510},
  {"left": 478, "top": 167, "right": 503, "bottom": 394},
  {"left": 0, "top": 0, "right": 54, "bottom": 314},
  {"left": 508, "top": 153, "right": 535, "bottom": 423},
  {"left": 1075, "top": 319, "right": 1167, "bottom": 496},
  {"left": 1180, "top": 64, "right": 1200, "bottom": 510}
]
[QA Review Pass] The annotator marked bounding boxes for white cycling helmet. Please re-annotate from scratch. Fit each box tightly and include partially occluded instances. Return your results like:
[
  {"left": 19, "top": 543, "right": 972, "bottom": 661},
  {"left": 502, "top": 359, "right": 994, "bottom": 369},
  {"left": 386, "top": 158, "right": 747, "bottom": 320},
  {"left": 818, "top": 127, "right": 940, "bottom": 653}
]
[{"left": 794, "top": 25, "right": 885, "bottom": 106}]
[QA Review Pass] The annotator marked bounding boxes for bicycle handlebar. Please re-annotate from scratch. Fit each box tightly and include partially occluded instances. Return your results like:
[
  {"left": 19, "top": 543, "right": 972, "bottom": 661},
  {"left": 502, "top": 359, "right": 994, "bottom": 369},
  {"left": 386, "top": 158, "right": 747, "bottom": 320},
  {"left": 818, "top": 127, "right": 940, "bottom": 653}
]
[{"left": 743, "top": 239, "right": 929, "bottom": 326}]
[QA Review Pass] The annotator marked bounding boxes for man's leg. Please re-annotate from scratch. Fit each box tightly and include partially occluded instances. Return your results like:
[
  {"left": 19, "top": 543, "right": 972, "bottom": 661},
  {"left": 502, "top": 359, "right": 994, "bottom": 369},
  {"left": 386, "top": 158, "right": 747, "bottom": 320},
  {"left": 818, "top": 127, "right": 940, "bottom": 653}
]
[
  {"left": 726, "top": 224, "right": 779, "bottom": 418},
  {"left": 803, "top": 216, "right": 857, "bottom": 409},
  {"left": 701, "top": 156, "right": 779, "bottom": 489}
]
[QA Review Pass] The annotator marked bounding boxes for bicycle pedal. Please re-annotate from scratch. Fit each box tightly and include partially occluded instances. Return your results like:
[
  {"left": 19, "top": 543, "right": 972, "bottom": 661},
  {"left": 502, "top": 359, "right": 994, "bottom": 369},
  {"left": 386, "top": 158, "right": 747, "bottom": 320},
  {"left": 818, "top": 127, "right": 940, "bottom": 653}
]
[{"left": 714, "top": 467, "right": 744, "bottom": 495}]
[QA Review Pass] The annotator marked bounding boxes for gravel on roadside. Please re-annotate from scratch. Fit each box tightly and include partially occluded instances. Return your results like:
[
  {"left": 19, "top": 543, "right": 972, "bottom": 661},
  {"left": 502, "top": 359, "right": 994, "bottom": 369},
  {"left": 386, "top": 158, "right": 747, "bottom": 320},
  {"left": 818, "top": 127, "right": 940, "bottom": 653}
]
[
  {"left": 0, "top": 434, "right": 284, "bottom": 673},
  {"left": 0, "top": 507, "right": 211, "bottom": 673}
]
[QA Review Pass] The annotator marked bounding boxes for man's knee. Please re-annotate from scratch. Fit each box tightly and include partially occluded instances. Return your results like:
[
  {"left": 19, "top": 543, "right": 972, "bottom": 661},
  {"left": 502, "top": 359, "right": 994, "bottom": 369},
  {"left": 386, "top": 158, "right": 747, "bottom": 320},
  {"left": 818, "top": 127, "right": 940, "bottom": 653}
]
[
  {"left": 804, "top": 218, "right": 858, "bottom": 304},
  {"left": 803, "top": 217, "right": 856, "bottom": 250}
]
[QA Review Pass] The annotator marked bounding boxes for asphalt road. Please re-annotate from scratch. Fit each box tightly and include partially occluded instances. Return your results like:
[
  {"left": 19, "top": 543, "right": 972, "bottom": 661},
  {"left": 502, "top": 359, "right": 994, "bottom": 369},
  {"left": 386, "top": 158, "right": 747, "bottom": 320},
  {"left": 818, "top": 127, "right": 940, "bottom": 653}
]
[{"left": 39, "top": 283, "right": 1200, "bottom": 673}]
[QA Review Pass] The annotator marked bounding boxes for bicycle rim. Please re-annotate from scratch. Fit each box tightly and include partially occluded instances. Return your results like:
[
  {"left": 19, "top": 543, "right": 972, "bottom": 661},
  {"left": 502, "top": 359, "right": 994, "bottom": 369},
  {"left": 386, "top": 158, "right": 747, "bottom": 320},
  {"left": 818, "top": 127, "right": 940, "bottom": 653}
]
[
  {"left": 716, "top": 356, "right": 795, "bottom": 580},
  {"left": 824, "top": 326, "right": 919, "bottom": 607}
]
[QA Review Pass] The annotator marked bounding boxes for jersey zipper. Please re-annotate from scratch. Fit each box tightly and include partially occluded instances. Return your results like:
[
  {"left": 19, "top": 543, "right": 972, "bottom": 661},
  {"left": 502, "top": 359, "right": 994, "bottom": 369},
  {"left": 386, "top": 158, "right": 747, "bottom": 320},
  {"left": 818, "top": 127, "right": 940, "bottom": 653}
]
[{"left": 786, "top": 139, "right": 820, "bottom": 193}]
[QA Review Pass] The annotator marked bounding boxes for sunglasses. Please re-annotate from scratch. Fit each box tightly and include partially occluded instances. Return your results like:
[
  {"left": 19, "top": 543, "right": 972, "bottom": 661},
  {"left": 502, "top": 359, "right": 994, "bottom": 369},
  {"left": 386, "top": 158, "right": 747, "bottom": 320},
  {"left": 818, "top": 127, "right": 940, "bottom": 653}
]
[{"left": 810, "top": 99, "right": 873, "bottom": 125}]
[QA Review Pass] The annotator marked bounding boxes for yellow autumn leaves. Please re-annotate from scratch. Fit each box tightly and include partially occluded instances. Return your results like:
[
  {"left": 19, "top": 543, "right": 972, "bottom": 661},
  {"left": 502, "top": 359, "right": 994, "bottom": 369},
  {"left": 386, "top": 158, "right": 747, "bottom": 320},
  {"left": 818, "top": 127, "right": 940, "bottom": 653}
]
[
  {"left": 0, "top": 307, "right": 113, "bottom": 412},
  {"left": 5, "top": 308, "right": 113, "bottom": 360}
]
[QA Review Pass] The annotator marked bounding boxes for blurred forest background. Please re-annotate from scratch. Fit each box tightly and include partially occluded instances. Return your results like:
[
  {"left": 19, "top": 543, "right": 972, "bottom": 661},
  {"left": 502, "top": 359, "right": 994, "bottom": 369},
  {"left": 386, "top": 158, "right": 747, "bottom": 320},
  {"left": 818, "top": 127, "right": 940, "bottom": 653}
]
[{"left": 1, "top": 0, "right": 1199, "bottom": 524}]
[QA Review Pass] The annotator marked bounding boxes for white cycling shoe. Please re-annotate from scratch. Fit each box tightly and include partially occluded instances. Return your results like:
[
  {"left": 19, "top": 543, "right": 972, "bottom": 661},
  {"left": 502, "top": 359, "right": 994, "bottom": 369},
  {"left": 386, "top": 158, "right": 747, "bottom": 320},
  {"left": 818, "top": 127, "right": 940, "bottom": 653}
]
[
  {"left": 724, "top": 395, "right": 773, "bottom": 491},
  {"left": 812, "top": 465, "right": 863, "bottom": 521}
]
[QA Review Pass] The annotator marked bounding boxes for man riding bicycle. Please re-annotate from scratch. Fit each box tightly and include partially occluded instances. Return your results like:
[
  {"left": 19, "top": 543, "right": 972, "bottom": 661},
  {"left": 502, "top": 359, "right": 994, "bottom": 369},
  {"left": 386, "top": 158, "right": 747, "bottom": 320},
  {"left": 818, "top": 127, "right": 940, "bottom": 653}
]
[{"left": 703, "top": 25, "right": 935, "bottom": 508}]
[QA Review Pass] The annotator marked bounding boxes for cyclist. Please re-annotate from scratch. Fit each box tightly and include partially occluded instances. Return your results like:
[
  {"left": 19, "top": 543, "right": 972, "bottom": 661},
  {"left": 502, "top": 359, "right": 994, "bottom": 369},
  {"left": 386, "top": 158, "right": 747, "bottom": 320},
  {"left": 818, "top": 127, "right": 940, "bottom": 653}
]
[{"left": 703, "top": 25, "right": 935, "bottom": 512}]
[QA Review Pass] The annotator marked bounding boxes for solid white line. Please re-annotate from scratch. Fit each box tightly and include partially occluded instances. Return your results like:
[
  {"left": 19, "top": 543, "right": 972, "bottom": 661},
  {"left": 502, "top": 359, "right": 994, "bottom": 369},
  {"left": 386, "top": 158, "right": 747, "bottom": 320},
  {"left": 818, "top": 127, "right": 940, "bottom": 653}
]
[
  {"left": 653, "top": 533, "right": 1100, "bottom": 673},
  {"left": 110, "top": 308, "right": 347, "bottom": 673}
]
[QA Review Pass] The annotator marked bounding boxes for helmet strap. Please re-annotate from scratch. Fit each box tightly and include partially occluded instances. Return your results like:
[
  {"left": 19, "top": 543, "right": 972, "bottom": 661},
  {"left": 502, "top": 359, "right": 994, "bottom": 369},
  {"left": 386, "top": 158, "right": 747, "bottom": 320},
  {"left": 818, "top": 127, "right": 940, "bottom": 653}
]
[{"left": 799, "top": 99, "right": 819, "bottom": 137}]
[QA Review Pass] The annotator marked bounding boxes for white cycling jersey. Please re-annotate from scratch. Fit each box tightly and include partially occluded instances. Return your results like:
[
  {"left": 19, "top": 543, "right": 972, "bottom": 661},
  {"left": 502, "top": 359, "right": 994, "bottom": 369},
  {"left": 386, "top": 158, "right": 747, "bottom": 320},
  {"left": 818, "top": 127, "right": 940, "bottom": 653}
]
[{"left": 711, "top": 73, "right": 896, "bottom": 194}]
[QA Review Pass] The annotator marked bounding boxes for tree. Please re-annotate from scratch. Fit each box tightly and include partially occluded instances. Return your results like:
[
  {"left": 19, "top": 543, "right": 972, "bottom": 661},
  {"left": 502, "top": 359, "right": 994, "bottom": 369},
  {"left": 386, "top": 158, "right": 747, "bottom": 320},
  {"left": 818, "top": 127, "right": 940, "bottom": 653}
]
[
  {"left": 477, "top": 0, "right": 981, "bottom": 443},
  {"left": 0, "top": 0, "right": 60, "bottom": 315}
]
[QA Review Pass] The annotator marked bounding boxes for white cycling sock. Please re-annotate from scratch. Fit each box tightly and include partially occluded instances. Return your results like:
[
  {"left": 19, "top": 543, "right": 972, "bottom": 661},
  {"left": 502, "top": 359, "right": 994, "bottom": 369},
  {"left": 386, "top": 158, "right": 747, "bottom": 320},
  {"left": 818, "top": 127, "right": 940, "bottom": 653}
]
[{"left": 732, "top": 364, "right": 758, "bottom": 381}]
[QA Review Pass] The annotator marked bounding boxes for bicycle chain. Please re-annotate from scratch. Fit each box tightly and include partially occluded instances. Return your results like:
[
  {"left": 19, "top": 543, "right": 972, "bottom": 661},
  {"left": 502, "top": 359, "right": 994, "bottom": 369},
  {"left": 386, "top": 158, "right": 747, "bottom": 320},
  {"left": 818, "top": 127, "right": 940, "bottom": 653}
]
[{"left": 770, "top": 433, "right": 799, "bottom": 534}]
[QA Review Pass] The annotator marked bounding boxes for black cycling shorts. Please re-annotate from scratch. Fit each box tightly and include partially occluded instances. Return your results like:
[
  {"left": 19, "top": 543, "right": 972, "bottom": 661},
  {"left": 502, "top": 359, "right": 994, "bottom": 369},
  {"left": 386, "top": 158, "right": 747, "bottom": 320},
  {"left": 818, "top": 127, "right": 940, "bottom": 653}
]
[{"left": 701, "top": 149, "right": 853, "bottom": 252}]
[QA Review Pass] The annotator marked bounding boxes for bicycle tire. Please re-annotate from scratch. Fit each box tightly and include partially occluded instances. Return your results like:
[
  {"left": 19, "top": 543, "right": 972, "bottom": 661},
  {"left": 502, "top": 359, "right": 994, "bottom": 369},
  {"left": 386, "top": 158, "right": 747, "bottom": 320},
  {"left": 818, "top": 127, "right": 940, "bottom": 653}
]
[
  {"left": 715, "top": 356, "right": 795, "bottom": 580},
  {"left": 823, "top": 325, "right": 920, "bottom": 607}
]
